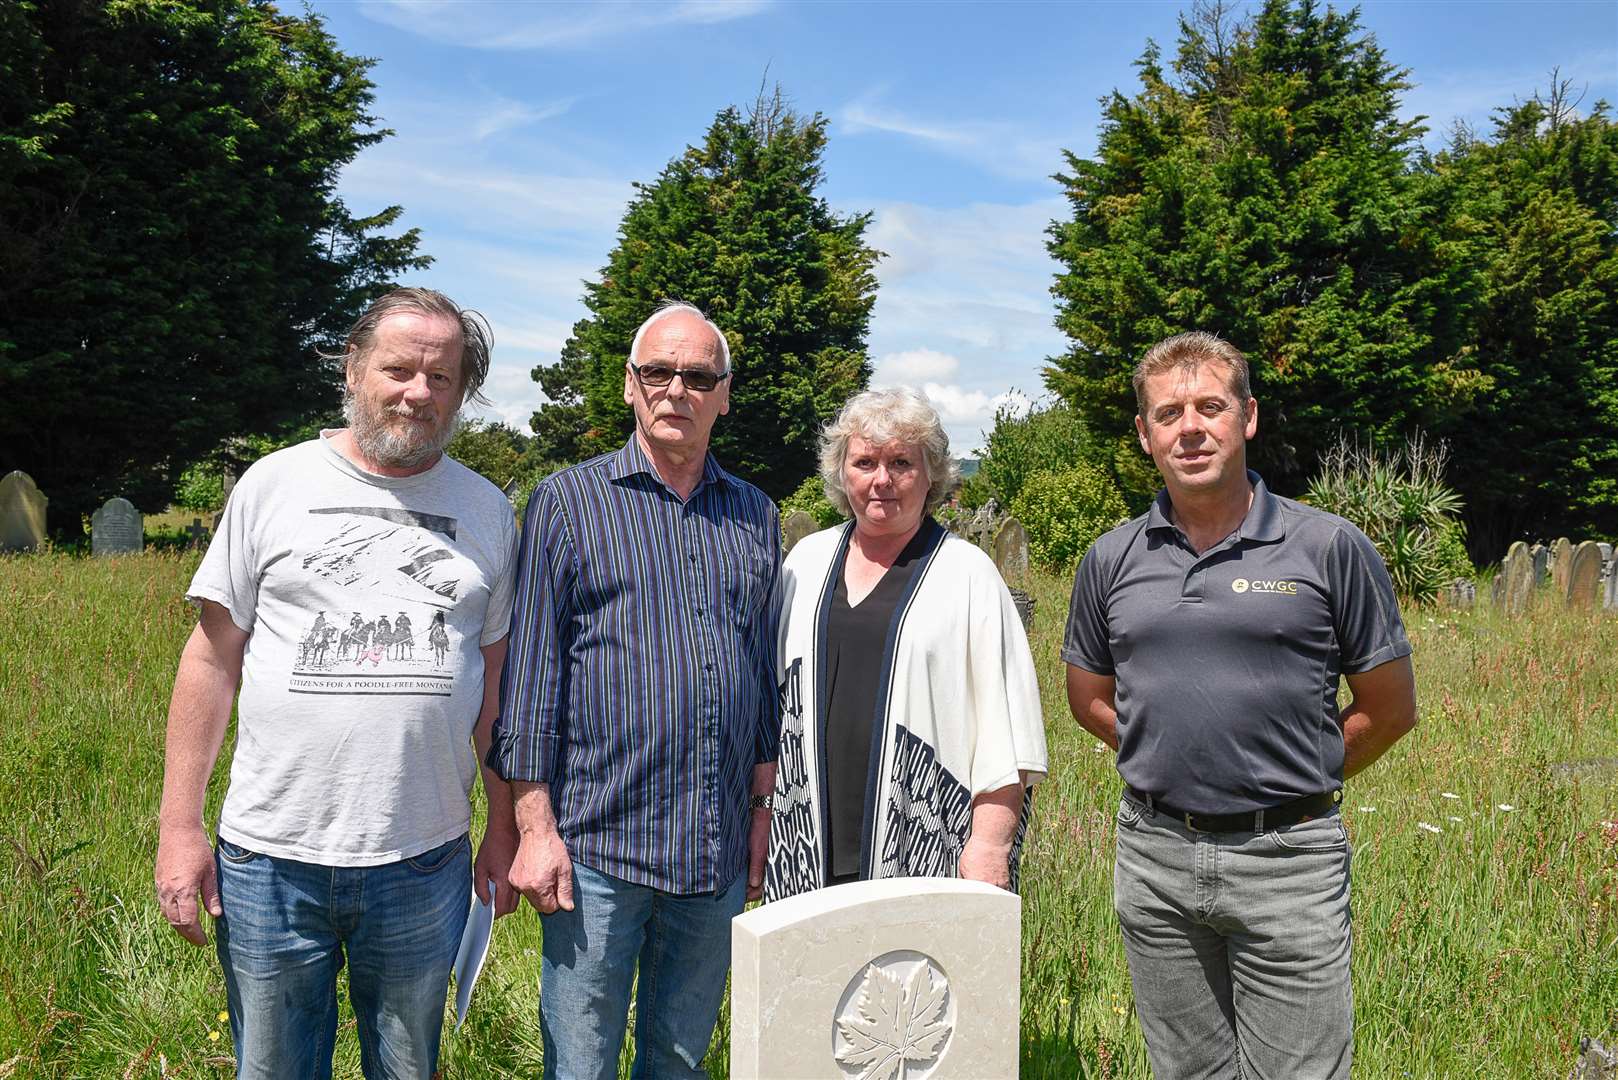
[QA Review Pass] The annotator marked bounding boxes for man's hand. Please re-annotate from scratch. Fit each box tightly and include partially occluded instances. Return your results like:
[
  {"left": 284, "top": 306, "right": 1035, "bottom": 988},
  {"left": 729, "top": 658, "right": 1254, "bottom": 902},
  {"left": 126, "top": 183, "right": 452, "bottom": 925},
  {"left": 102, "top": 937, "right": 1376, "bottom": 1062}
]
[
  {"left": 474, "top": 823, "right": 520, "bottom": 917},
  {"left": 957, "top": 836, "right": 1012, "bottom": 891},
  {"left": 747, "top": 805, "right": 771, "bottom": 900},
  {"left": 508, "top": 829, "right": 574, "bottom": 914},
  {"left": 155, "top": 826, "right": 221, "bottom": 946}
]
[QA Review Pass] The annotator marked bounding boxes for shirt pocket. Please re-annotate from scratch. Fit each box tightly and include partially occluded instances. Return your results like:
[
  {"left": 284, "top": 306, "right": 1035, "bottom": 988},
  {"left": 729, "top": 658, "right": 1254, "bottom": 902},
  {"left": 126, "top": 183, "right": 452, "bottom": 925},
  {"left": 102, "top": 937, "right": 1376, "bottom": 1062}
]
[{"left": 721, "top": 549, "right": 772, "bottom": 623}]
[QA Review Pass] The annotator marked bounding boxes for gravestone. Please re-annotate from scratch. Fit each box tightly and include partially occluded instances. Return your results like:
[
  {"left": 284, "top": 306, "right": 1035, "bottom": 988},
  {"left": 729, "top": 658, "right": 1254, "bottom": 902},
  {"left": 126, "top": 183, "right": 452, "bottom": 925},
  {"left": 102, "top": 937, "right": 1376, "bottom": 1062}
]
[
  {"left": 731, "top": 878, "right": 1019, "bottom": 1079},
  {"left": 783, "top": 511, "right": 819, "bottom": 555},
  {"left": 1606, "top": 561, "right": 1618, "bottom": 612},
  {"left": 0, "top": 471, "right": 47, "bottom": 552},
  {"left": 1531, "top": 543, "right": 1550, "bottom": 585},
  {"left": 1502, "top": 541, "right": 1535, "bottom": 614},
  {"left": 1439, "top": 578, "right": 1476, "bottom": 608},
  {"left": 90, "top": 497, "right": 143, "bottom": 556},
  {"left": 1552, "top": 538, "right": 1574, "bottom": 594},
  {"left": 186, "top": 518, "right": 209, "bottom": 549},
  {"left": 1566, "top": 541, "right": 1603, "bottom": 609},
  {"left": 992, "top": 519, "right": 1029, "bottom": 586}
]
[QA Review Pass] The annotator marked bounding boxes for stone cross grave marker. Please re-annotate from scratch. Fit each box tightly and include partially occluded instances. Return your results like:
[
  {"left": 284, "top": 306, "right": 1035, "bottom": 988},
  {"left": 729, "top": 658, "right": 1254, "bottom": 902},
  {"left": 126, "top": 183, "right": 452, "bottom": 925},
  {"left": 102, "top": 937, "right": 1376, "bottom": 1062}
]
[
  {"left": 992, "top": 518, "right": 1029, "bottom": 586},
  {"left": 1552, "top": 537, "right": 1574, "bottom": 594},
  {"left": 782, "top": 510, "right": 819, "bottom": 555},
  {"left": 1502, "top": 541, "right": 1535, "bottom": 614},
  {"left": 91, "top": 497, "right": 143, "bottom": 556},
  {"left": 186, "top": 518, "right": 210, "bottom": 548},
  {"left": 731, "top": 878, "right": 1019, "bottom": 1080},
  {"left": 0, "top": 470, "right": 47, "bottom": 553},
  {"left": 1566, "top": 541, "right": 1603, "bottom": 609}
]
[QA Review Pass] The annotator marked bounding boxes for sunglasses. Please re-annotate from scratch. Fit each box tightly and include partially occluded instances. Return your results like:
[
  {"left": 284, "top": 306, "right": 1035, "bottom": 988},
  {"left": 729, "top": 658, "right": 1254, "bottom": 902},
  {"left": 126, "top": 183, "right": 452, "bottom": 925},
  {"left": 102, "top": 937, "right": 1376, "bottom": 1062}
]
[{"left": 629, "top": 363, "right": 731, "bottom": 392}]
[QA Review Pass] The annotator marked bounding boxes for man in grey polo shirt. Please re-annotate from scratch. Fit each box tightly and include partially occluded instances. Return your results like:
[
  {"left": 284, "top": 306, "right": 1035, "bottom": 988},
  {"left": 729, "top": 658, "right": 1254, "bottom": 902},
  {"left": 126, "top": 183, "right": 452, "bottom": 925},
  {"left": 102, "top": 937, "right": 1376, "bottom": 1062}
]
[{"left": 1063, "top": 331, "right": 1417, "bottom": 1080}]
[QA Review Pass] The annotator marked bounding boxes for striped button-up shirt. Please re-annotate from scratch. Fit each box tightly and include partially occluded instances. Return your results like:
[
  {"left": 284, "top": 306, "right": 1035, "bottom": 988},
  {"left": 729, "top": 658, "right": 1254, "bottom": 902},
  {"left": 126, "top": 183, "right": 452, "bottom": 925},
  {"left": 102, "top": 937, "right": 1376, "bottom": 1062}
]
[{"left": 491, "top": 437, "right": 781, "bottom": 894}]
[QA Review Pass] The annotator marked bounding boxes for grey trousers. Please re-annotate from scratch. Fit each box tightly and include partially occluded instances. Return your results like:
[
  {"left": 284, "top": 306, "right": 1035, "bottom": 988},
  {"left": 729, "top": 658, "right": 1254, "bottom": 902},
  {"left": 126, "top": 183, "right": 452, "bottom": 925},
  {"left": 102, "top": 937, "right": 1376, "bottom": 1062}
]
[{"left": 1113, "top": 795, "right": 1353, "bottom": 1080}]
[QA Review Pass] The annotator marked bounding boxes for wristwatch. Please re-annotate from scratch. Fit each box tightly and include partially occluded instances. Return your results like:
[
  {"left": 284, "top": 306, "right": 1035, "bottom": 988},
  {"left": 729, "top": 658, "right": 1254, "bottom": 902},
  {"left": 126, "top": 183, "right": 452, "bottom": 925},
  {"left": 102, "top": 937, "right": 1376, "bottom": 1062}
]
[{"left": 749, "top": 794, "right": 773, "bottom": 812}]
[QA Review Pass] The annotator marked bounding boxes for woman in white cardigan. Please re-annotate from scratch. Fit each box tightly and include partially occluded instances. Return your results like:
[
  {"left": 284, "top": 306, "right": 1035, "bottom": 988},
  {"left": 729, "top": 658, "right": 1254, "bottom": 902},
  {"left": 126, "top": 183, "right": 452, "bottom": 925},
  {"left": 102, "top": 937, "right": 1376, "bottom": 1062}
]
[{"left": 763, "top": 387, "right": 1048, "bottom": 902}]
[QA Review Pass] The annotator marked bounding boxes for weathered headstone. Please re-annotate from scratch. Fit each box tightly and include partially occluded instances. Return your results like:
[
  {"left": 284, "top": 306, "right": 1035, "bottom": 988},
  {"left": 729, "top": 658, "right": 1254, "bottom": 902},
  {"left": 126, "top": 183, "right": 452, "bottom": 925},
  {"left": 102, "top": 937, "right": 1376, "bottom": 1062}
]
[
  {"left": 1552, "top": 537, "right": 1574, "bottom": 594},
  {"left": 0, "top": 471, "right": 47, "bottom": 553},
  {"left": 731, "top": 878, "right": 1019, "bottom": 1080},
  {"left": 1567, "top": 541, "right": 1603, "bottom": 609},
  {"left": 186, "top": 518, "right": 209, "bottom": 549},
  {"left": 783, "top": 510, "right": 819, "bottom": 555},
  {"left": 1531, "top": 543, "right": 1550, "bottom": 585},
  {"left": 1502, "top": 541, "right": 1535, "bottom": 614},
  {"left": 90, "top": 497, "right": 143, "bottom": 556},
  {"left": 1607, "top": 561, "right": 1618, "bottom": 612},
  {"left": 1439, "top": 578, "right": 1476, "bottom": 608},
  {"left": 991, "top": 518, "right": 1029, "bottom": 586}
]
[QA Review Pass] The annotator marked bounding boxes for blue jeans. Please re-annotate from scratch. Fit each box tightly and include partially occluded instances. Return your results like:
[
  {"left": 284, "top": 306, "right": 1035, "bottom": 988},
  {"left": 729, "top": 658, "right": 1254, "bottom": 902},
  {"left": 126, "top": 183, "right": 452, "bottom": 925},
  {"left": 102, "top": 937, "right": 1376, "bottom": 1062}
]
[
  {"left": 213, "top": 833, "right": 471, "bottom": 1080},
  {"left": 1113, "top": 795, "right": 1353, "bottom": 1080},
  {"left": 539, "top": 861, "right": 745, "bottom": 1080}
]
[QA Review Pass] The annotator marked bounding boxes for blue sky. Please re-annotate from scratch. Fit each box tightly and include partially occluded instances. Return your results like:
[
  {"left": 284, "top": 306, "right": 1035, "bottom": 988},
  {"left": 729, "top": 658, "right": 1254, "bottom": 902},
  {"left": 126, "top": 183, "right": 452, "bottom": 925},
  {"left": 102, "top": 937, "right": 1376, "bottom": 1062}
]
[{"left": 315, "top": 0, "right": 1618, "bottom": 453}]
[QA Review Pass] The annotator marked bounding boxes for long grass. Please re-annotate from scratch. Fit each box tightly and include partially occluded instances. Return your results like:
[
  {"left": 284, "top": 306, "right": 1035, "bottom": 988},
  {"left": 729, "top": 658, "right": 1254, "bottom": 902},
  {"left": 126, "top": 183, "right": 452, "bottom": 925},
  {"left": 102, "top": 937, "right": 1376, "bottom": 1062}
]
[{"left": 1, "top": 551, "right": 1615, "bottom": 1078}]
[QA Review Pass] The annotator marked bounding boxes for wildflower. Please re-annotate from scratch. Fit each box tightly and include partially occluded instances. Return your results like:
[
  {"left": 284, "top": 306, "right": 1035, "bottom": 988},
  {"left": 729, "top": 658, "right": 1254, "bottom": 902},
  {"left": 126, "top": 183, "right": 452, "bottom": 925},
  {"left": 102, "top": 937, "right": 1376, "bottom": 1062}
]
[
  {"left": 208, "top": 1030, "right": 220, "bottom": 1042},
  {"left": 1092, "top": 744, "right": 1106, "bottom": 753},
  {"left": 217, "top": 1011, "right": 228, "bottom": 1023},
  {"left": 1418, "top": 822, "right": 1442, "bottom": 834},
  {"left": 1497, "top": 804, "right": 1515, "bottom": 812},
  {"left": 1441, "top": 792, "right": 1460, "bottom": 800},
  {"left": 1358, "top": 806, "right": 1376, "bottom": 813},
  {"left": 1447, "top": 816, "right": 1462, "bottom": 823}
]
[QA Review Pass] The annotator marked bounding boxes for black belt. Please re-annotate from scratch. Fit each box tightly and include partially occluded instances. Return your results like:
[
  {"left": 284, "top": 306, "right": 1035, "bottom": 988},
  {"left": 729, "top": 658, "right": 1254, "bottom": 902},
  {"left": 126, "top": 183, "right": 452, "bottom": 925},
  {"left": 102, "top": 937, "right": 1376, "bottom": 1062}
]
[{"left": 1125, "top": 786, "right": 1341, "bottom": 833}]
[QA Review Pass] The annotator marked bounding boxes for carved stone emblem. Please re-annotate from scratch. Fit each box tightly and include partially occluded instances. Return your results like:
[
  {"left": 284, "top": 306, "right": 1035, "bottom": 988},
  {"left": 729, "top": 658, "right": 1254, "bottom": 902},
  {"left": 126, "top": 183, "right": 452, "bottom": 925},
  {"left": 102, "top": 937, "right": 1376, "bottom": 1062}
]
[{"left": 833, "top": 951, "right": 953, "bottom": 1080}]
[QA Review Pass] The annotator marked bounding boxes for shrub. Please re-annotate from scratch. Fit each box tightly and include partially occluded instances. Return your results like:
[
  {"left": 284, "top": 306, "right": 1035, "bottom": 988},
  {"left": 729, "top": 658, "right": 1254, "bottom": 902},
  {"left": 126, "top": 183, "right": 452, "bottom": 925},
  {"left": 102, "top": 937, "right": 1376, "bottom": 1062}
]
[
  {"left": 779, "top": 473, "right": 846, "bottom": 530},
  {"left": 978, "top": 400, "right": 1091, "bottom": 507},
  {"left": 173, "top": 462, "right": 225, "bottom": 512},
  {"left": 1303, "top": 434, "right": 1473, "bottom": 603},
  {"left": 1010, "top": 463, "right": 1129, "bottom": 572}
]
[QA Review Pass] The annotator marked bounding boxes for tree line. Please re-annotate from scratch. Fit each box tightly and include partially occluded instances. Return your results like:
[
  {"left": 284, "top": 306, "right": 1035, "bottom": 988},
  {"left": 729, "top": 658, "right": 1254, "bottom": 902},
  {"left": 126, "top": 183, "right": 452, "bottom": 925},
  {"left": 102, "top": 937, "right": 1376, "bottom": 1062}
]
[{"left": 2, "top": 0, "right": 1613, "bottom": 558}]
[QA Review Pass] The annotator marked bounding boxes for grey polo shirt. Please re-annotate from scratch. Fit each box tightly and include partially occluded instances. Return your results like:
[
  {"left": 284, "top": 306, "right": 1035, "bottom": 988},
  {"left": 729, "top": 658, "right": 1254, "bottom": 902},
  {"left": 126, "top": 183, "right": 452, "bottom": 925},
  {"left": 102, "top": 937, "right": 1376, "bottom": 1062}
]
[{"left": 1062, "top": 472, "right": 1411, "bottom": 814}]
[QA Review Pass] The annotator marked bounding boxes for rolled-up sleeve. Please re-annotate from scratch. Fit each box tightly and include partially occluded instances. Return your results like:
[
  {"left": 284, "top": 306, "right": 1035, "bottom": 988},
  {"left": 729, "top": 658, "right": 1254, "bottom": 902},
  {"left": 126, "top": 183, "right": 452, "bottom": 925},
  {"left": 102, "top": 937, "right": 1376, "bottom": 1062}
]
[{"left": 491, "top": 481, "right": 576, "bottom": 784}]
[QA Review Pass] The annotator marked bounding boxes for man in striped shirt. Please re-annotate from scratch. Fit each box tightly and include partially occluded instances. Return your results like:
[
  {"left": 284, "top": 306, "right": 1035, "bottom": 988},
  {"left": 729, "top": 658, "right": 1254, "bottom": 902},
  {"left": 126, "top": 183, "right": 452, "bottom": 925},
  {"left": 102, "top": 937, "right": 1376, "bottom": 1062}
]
[{"left": 491, "top": 301, "right": 781, "bottom": 1079}]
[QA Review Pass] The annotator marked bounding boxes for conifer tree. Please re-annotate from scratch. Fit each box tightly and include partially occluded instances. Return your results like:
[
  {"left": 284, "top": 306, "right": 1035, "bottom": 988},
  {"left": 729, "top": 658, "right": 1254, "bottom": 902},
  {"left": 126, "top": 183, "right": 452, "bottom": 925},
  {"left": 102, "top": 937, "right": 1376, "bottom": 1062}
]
[{"left": 529, "top": 89, "right": 880, "bottom": 499}]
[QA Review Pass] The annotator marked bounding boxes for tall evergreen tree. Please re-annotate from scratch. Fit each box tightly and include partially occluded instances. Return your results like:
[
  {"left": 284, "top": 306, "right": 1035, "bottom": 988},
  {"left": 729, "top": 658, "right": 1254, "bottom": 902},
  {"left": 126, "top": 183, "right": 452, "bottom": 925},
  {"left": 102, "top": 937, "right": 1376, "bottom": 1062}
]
[
  {"left": 529, "top": 90, "right": 880, "bottom": 499},
  {"left": 1046, "top": 0, "right": 1484, "bottom": 491},
  {"left": 0, "top": 0, "right": 427, "bottom": 538},
  {"left": 1430, "top": 85, "right": 1618, "bottom": 552}
]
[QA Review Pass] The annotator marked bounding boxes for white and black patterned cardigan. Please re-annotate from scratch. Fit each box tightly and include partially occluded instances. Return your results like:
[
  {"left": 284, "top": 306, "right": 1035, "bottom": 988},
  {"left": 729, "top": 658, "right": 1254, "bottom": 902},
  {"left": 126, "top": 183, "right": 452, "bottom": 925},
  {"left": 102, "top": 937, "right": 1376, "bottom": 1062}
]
[{"left": 763, "top": 519, "right": 1049, "bottom": 903}]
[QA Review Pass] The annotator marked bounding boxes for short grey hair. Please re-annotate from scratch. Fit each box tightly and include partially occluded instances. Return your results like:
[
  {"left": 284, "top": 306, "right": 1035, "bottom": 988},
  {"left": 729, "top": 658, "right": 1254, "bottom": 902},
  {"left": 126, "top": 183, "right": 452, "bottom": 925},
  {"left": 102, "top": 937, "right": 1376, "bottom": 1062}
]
[
  {"left": 1132, "top": 331, "right": 1250, "bottom": 417},
  {"left": 628, "top": 300, "right": 731, "bottom": 373},
  {"left": 335, "top": 287, "right": 493, "bottom": 407},
  {"left": 819, "top": 387, "right": 961, "bottom": 517}
]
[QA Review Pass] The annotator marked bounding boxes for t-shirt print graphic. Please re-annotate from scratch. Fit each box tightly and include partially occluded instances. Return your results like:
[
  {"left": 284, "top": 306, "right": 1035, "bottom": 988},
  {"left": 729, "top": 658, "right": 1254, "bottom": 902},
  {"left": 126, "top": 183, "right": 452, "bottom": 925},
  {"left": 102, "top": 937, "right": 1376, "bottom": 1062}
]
[{"left": 288, "top": 507, "right": 462, "bottom": 698}]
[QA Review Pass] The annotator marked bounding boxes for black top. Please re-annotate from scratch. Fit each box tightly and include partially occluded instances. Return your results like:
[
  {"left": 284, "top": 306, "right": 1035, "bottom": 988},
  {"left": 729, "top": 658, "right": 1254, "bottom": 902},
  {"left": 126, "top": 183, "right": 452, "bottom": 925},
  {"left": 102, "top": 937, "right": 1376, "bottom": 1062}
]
[{"left": 824, "top": 523, "right": 932, "bottom": 878}]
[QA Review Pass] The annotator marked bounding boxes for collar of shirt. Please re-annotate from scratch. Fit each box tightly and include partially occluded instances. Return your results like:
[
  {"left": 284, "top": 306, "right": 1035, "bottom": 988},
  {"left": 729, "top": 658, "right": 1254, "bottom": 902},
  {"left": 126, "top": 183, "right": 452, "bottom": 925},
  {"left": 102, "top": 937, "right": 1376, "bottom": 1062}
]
[
  {"left": 1145, "top": 470, "right": 1286, "bottom": 545},
  {"left": 607, "top": 435, "right": 733, "bottom": 499}
]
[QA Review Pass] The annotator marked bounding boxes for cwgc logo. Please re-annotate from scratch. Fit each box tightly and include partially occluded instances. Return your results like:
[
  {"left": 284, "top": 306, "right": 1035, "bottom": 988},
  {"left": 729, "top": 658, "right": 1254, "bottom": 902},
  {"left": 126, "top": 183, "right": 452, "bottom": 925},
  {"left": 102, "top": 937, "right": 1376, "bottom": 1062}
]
[{"left": 1232, "top": 577, "right": 1297, "bottom": 596}]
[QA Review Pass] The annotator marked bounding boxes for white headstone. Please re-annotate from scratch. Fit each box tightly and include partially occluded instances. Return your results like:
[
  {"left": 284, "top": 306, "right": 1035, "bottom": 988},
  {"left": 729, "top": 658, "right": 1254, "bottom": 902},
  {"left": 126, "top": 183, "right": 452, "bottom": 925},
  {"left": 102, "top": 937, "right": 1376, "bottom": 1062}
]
[
  {"left": 730, "top": 878, "right": 1019, "bottom": 1080},
  {"left": 0, "top": 470, "right": 47, "bottom": 552},
  {"left": 91, "top": 496, "right": 143, "bottom": 556}
]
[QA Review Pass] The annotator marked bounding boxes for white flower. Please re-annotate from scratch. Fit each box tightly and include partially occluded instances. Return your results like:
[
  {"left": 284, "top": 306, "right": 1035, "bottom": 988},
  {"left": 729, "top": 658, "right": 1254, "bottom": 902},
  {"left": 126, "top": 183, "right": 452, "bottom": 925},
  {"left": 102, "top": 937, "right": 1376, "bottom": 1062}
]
[
  {"left": 1441, "top": 792, "right": 1460, "bottom": 800},
  {"left": 1358, "top": 806, "right": 1376, "bottom": 813},
  {"left": 1092, "top": 744, "right": 1106, "bottom": 754},
  {"left": 1497, "top": 804, "right": 1515, "bottom": 812},
  {"left": 1418, "top": 822, "right": 1443, "bottom": 834},
  {"left": 1447, "top": 816, "right": 1462, "bottom": 823}
]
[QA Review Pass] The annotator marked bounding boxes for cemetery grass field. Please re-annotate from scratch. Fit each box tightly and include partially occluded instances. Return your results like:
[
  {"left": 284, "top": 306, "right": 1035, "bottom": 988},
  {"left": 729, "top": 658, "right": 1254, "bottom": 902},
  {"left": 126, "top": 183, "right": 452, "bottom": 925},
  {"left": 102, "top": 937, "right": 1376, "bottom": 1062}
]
[{"left": 2, "top": 550, "right": 1616, "bottom": 1079}]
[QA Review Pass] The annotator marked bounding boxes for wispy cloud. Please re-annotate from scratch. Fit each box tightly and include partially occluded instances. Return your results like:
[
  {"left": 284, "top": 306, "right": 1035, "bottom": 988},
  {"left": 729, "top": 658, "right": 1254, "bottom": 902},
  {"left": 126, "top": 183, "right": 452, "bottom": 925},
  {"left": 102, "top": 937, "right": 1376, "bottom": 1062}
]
[
  {"left": 357, "top": 0, "right": 771, "bottom": 50},
  {"left": 1400, "top": 47, "right": 1618, "bottom": 144},
  {"left": 472, "top": 95, "right": 576, "bottom": 142},
  {"left": 838, "top": 97, "right": 1072, "bottom": 181},
  {"left": 872, "top": 348, "right": 960, "bottom": 384}
]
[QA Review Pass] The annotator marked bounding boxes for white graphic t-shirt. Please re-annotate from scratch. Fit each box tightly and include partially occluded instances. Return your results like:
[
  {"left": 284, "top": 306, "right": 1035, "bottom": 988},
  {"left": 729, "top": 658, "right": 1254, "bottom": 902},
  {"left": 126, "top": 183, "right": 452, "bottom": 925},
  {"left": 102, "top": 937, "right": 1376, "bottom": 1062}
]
[{"left": 188, "top": 433, "right": 518, "bottom": 866}]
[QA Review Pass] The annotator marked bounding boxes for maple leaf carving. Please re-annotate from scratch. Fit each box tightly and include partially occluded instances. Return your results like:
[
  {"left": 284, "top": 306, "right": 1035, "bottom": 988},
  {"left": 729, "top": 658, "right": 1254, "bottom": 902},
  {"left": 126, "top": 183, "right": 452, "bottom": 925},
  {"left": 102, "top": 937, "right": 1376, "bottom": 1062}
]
[{"left": 835, "top": 961, "right": 952, "bottom": 1080}]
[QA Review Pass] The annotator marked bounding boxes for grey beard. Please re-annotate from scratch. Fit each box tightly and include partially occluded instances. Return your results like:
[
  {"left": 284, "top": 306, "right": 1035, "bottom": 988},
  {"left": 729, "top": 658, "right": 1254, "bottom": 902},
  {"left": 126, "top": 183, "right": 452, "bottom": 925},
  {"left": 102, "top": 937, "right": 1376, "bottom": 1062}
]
[{"left": 343, "top": 389, "right": 457, "bottom": 471}]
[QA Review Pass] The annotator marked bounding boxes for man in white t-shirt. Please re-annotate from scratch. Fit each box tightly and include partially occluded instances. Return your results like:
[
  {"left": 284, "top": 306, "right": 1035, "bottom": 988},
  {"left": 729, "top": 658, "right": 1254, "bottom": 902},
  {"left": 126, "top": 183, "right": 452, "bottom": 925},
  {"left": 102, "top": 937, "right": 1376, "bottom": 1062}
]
[{"left": 153, "top": 288, "right": 519, "bottom": 1079}]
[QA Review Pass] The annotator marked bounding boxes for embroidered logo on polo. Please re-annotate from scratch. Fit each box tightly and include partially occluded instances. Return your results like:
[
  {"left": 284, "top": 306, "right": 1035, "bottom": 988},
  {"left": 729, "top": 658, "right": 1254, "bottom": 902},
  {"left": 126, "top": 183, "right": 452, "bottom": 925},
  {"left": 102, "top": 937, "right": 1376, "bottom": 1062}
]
[{"left": 1232, "top": 577, "right": 1298, "bottom": 595}]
